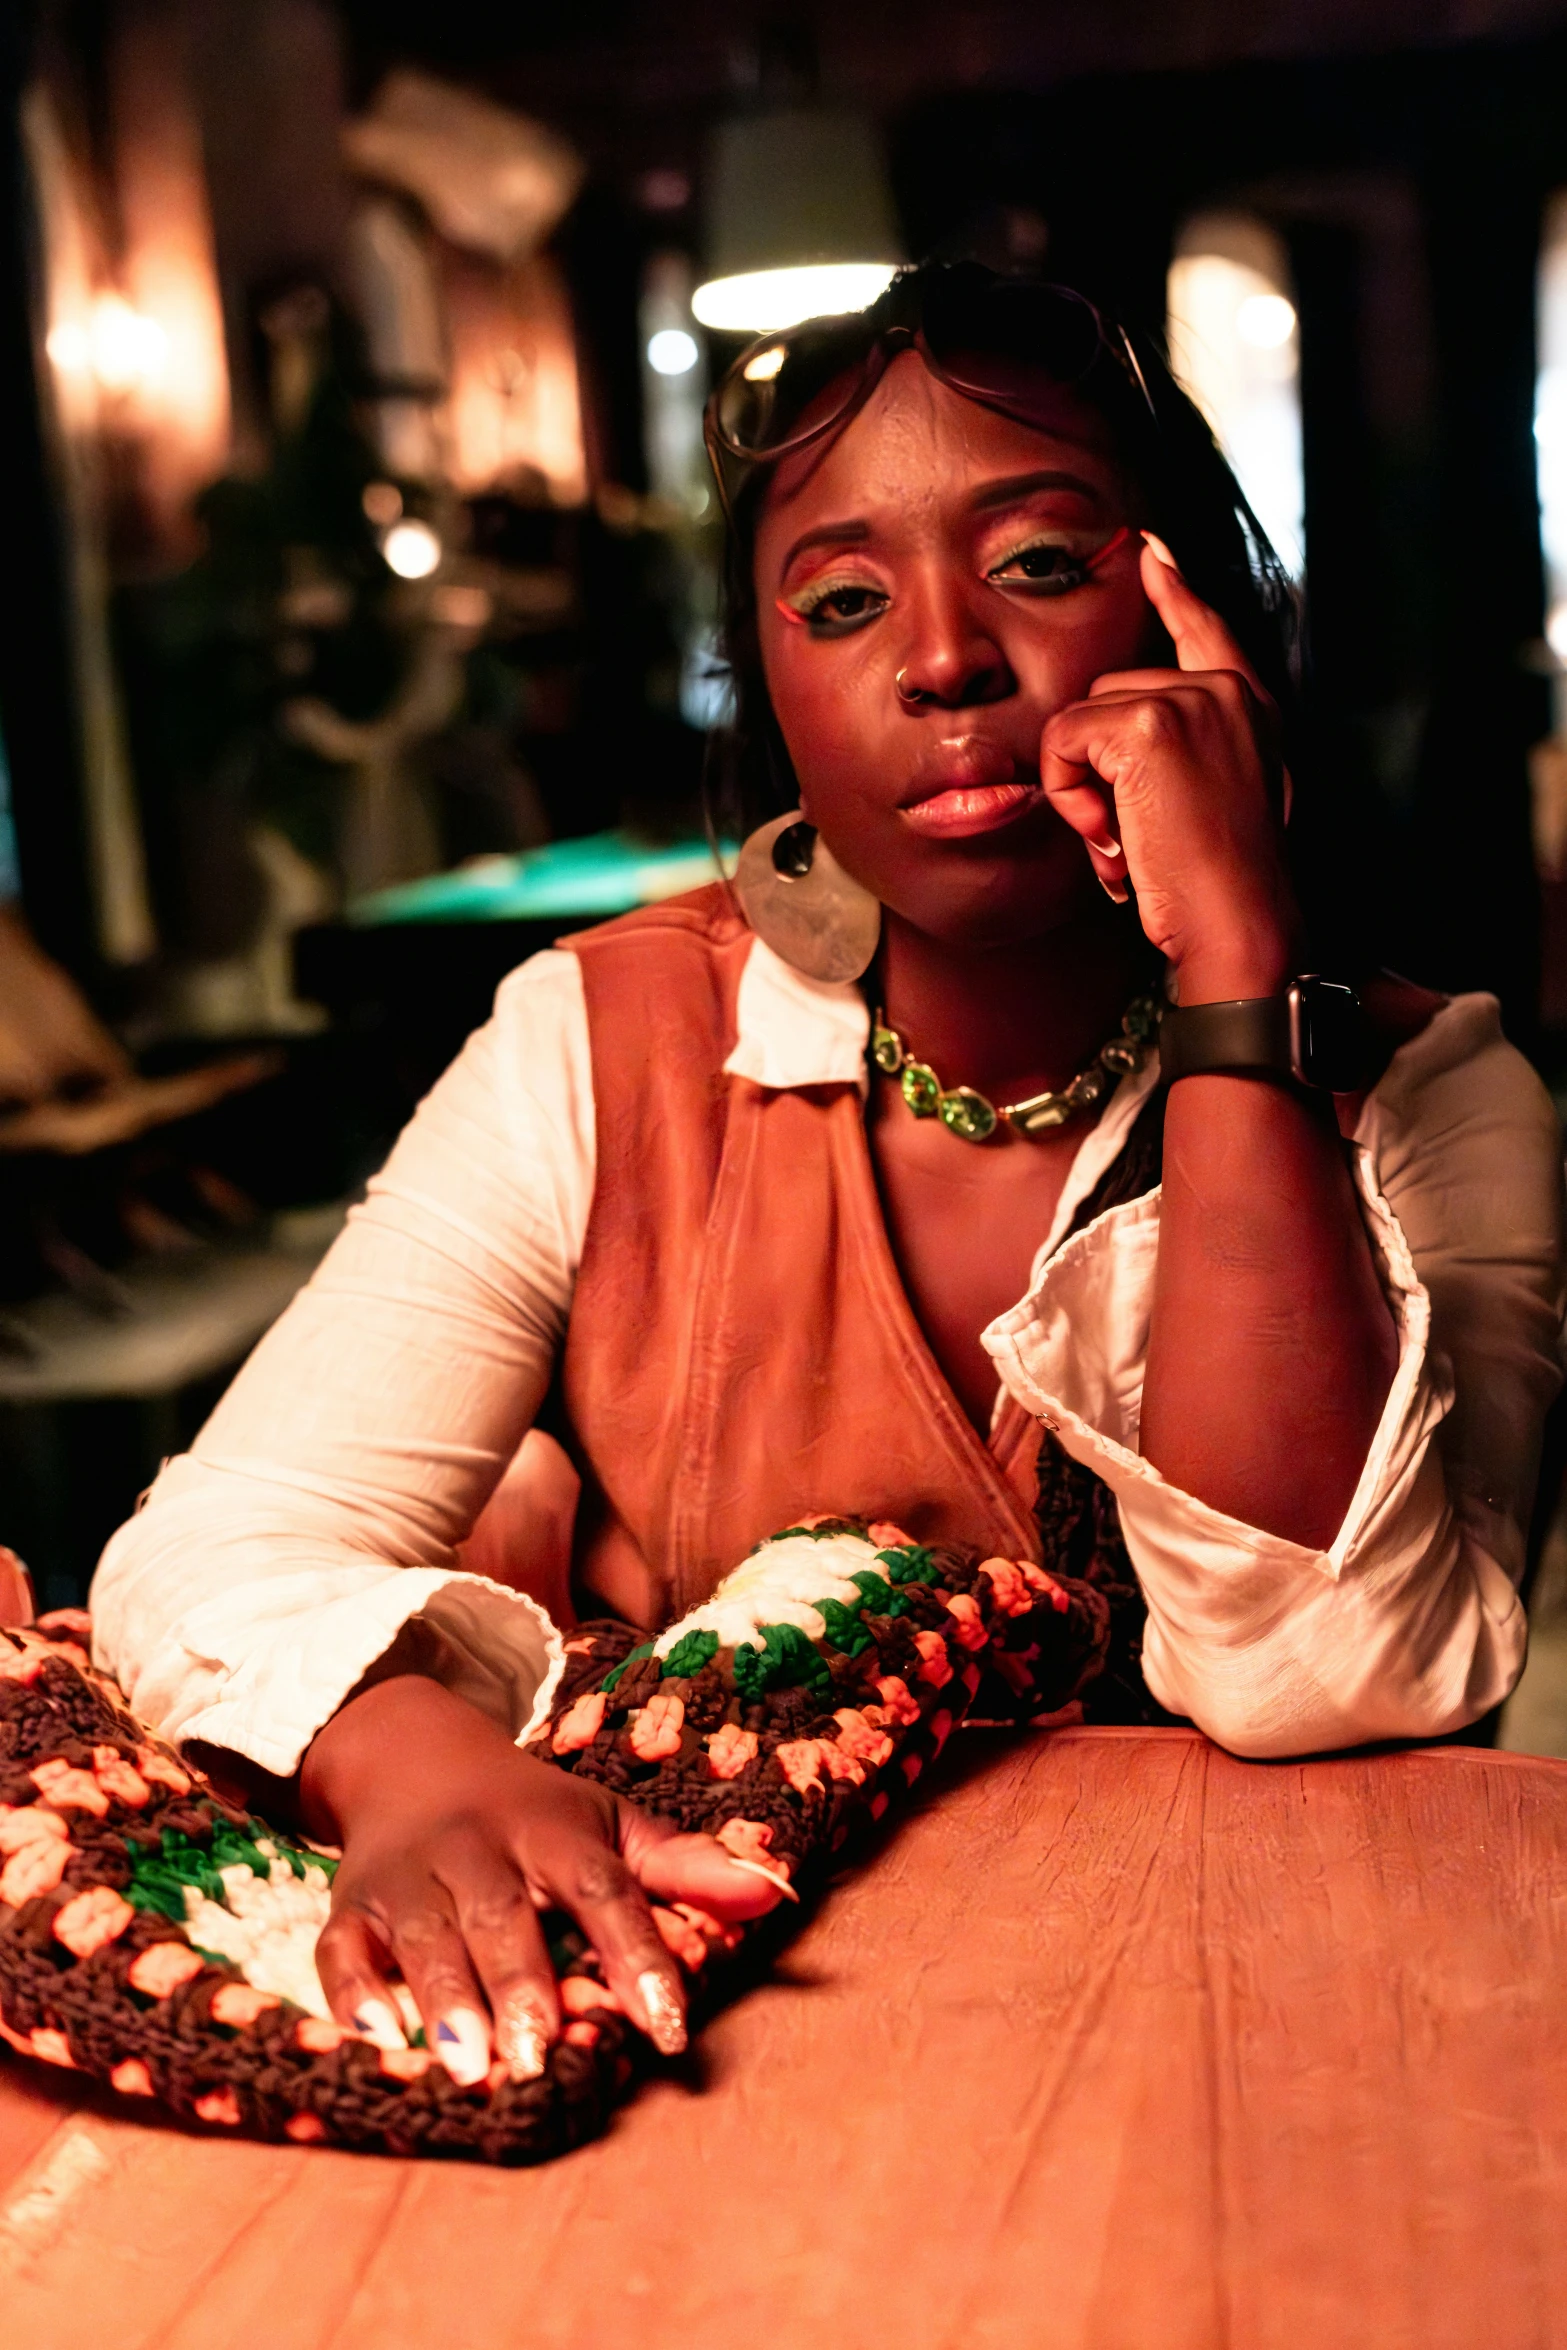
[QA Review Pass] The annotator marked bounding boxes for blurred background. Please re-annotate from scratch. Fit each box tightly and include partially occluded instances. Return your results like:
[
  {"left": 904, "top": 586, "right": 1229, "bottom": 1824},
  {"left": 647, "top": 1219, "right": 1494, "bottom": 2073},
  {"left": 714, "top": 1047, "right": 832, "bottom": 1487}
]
[{"left": 5, "top": 0, "right": 1567, "bottom": 1743}]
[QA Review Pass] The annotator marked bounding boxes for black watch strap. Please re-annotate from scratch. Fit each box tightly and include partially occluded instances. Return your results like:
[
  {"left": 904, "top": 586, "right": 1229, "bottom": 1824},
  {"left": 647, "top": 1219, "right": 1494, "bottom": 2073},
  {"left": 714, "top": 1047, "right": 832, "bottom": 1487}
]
[
  {"left": 1159, "top": 995, "right": 1291, "bottom": 1083},
  {"left": 1159, "top": 977, "right": 1375, "bottom": 1093}
]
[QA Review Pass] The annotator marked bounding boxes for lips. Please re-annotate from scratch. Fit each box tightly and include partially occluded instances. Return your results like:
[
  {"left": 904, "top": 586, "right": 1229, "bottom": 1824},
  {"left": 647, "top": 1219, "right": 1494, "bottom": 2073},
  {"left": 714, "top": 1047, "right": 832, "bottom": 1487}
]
[{"left": 900, "top": 738, "right": 1042, "bottom": 841}]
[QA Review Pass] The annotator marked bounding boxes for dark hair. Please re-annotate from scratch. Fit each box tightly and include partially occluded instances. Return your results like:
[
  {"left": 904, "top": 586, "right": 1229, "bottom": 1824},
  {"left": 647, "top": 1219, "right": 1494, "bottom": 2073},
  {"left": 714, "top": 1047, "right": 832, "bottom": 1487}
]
[{"left": 705, "top": 259, "right": 1301, "bottom": 844}]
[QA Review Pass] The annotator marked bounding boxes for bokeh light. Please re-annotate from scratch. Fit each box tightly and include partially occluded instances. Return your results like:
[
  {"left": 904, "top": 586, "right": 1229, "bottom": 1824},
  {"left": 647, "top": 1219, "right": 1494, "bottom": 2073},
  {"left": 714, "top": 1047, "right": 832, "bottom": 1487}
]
[{"left": 382, "top": 519, "right": 442, "bottom": 579}]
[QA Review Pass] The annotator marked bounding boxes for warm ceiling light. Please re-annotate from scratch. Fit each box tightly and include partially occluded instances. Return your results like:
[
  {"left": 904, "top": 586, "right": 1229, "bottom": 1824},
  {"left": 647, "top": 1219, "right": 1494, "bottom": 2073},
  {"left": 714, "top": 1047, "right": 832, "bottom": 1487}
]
[
  {"left": 692, "top": 263, "right": 897, "bottom": 335},
  {"left": 695, "top": 109, "right": 902, "bottom": 338},
  {"left": 382, "top": 518, "right": 441, "bottom": 578}
]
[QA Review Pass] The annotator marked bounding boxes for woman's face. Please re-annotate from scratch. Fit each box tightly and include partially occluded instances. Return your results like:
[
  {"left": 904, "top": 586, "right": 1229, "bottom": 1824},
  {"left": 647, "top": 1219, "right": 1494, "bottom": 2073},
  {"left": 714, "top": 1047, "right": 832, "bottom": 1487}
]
[{"left": 754, "top": 353, "right": 1156, "bottom": 947}]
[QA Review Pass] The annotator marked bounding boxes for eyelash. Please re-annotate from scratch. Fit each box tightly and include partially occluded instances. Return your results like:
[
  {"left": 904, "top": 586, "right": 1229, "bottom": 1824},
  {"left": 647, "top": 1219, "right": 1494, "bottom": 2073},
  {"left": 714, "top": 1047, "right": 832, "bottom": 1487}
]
[
  {"left": 985, "top": 536, "right": 1096, "bottom": 595},
  {"left": 779, "top": 575, "right": 890, "bottom": 637},
  {"left": 778, "top": 533, "right": 1106, "bottom": 638}
]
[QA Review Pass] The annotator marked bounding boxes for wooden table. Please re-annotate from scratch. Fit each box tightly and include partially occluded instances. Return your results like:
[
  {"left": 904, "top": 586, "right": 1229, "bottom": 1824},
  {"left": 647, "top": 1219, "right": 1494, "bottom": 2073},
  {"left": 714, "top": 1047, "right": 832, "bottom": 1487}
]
[{"left": 3, "top": 1725, "right": 1567, "bottom": 2349}]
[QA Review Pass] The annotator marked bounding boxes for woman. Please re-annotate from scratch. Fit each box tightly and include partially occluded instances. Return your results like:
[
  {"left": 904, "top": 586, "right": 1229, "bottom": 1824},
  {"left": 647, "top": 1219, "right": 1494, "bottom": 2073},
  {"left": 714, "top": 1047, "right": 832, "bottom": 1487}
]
[{"left": 94, "top": 264, "right": 1564, "bottom": 2092}]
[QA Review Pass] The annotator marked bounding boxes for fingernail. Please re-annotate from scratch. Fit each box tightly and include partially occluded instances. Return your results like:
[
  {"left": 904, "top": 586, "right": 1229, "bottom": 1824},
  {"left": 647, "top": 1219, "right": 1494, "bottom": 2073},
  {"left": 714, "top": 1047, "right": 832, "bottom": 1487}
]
[
  {"left": 434, "top": 2009, "right": 491, "bottom": 2087},
  {"left": 495, "top": 1994, "right": 550, "bottom": 2083},
  {"left": 1141, "top": 530, "right": 1179, "bottom": 570},
  {"left": 637, "top": 1969, "right": 687, "bottom": 2056},
  {"left": 351, "top": 1997, "right": 407, "bottom": 2051},
  {"left": 719, "top": 1852, "right": 801, "bottom": 1904},
  {"left": 1087, "top": 835, "right": 1123, "bottom": 859},
  {"left": 1098, "top": 873, "right": 1131, "bottom": 904}
]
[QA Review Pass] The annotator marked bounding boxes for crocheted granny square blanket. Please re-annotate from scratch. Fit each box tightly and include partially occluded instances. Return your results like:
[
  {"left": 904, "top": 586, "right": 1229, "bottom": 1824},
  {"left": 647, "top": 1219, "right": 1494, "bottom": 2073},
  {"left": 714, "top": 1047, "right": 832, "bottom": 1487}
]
[
  {"left": 539, "top": 1518, "right": 1107, "bottom": 1886},
  {"left": 0, "top": 1520, "right": 1107, "bottom": 2161}
]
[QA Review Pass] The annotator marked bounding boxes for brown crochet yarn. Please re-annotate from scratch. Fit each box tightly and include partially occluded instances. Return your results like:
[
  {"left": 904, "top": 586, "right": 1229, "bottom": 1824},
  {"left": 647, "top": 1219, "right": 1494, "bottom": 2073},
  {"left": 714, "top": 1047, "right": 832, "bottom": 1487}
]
[
  {"left": 536, "top": 1517, "right": 1111, "bottom": 1895},
  {"left": 0, "top": 1517, "right": 1118, "bottom": 2162},
  {"left": 0, "top": 1626, "right": 631, "bottom": 2161}
]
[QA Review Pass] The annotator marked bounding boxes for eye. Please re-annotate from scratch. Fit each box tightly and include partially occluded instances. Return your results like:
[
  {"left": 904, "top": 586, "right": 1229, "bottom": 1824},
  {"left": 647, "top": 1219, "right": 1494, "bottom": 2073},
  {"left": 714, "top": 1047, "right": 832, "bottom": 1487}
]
[
  {"left": 780, "top": 575, "right": 890, "bottom": 637},
  {"left": 987, "top": 536, "right": 1096, "bottom": 597}
]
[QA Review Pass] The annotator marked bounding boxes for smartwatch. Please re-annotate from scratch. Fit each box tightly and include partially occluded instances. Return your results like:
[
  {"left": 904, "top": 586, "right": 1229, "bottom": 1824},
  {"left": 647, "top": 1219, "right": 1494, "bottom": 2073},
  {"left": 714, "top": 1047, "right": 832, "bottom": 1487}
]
[{"left": 1158, "top": 976, "right": 1377, "bottom": 1095}]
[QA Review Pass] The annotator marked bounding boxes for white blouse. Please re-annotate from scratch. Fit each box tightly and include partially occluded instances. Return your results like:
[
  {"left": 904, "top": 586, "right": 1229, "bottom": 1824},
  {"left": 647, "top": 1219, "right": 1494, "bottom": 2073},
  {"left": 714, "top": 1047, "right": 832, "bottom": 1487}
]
[{"left": 91, "top": 940, "right": 1566, "bottom": 1770}]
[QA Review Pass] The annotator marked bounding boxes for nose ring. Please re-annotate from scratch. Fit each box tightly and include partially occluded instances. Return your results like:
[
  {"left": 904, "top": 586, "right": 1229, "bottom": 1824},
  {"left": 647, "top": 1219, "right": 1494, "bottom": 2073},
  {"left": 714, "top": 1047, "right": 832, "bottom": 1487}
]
[{"left": 895, "top": 670, "right": 928, "bottom": 708}]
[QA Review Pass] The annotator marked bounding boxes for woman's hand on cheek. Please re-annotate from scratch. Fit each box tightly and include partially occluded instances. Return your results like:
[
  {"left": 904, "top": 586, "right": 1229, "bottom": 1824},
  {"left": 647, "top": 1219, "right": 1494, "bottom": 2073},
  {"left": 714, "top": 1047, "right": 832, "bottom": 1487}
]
[
  {"left": 301, "top": 1675, "right": 783, "bottom": 2084},
  {"left": 1038, "top": 534, "right": 1302, "bottom": 1003}
]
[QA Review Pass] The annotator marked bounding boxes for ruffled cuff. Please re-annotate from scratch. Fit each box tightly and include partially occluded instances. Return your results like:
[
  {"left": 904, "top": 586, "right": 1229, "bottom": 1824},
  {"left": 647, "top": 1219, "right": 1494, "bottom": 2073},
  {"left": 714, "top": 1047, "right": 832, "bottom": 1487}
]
[
  {"left": 112, "top": 1567, "right": 566, "bottom": 1782},
  {"left": 980, "top": 1154, "right": 1519, "bottom": 1755}
]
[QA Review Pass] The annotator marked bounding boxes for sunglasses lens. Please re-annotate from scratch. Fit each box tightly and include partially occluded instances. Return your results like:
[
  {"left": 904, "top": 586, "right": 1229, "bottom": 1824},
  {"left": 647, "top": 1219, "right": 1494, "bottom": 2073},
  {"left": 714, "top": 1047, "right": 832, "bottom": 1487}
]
[
  {"left": 713, "top": 335, "right": 789, "bottom": 452},
  {"left": 710, "top": 273, "right": 1127, "bottom": 467},
  {"left": 715, "top": 320, "right": 874, "bottom": 457}
]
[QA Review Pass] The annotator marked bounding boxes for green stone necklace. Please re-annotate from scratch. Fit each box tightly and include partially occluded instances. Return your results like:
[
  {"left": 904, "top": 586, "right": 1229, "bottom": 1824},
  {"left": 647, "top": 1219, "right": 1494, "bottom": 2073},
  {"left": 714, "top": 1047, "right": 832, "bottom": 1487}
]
[{"left": 870, "top": 990, "right": 1163, "bottom": 1143}]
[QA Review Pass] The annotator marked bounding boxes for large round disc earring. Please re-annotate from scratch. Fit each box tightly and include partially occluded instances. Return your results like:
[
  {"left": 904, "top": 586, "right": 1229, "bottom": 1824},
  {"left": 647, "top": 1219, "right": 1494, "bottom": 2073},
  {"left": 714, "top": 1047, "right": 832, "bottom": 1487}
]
[{"left": 734, "top": 810, "right": 882, "bottom": 983}]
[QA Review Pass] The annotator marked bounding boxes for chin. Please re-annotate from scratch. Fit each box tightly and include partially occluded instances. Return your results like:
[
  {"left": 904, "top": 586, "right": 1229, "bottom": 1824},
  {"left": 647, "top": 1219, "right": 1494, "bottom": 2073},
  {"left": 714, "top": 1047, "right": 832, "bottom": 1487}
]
[
  {"left": 876, "top": 840, "right": 1098, "bottom": 949},
  {"left": 814, "top": 790, "right": 1096, "bottom": 945}
]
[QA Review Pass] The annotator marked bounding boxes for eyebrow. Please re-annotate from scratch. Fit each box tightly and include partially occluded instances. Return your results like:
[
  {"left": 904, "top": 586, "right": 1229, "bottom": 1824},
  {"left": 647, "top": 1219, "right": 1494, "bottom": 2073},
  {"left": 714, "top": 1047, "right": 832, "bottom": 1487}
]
[
  {"left": 778, "top": 469, "right": 1108, "bottom": 573},
  {"left": 969, "top": 468, "right": 1106, "bottom": 512},
  {"left": 779, "top": 518, "right": 871, "bottom": 574}
]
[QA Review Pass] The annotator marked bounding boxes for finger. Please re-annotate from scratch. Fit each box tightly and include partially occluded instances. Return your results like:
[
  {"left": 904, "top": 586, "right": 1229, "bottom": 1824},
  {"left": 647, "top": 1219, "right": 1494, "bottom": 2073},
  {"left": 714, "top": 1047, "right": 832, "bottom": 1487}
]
[
  {"left": 1140, "top": 533, "right": 1269, "bottom": 696},
  {"left": 539, "top": 1833, "right": 688, "bottom": 2056},
  {"left": 627, "top": 1820, "right": 790, "bottom": 1922},
  {"left": 313, "top": 1903, "right": 410, "bottom": 2052},
  {"left": 1037, "top": 728, "right": 1132, "bottom": 903},
  {"left": 1087, "top": 659, "right": 1287, "bottom": 829},
  {"left": 1087, "top": 667, "right": 1277, "bottom": 749},
  {"left": 1086, "top": 669, "right": 1201, "bottom": 697},
  {"left": 443, "top": 1841, "right": 560, "bottom": 2081},
  {"left": 373, "top": 1881, "right": 495, "bottom": 2086}
]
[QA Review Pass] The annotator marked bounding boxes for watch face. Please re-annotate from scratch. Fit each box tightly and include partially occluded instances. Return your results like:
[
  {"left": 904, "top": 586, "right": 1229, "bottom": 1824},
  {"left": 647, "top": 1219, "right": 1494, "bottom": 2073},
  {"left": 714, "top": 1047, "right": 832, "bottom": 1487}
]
[{"left": 1292, "top": 977, "right": 1377, "bottom": 1092}]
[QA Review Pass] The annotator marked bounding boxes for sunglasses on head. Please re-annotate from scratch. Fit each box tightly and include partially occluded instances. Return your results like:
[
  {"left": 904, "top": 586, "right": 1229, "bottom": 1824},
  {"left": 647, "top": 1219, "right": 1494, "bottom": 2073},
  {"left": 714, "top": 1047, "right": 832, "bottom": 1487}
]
[{"left": 704, "top": 264, "right": 1158, "bottom": 519}]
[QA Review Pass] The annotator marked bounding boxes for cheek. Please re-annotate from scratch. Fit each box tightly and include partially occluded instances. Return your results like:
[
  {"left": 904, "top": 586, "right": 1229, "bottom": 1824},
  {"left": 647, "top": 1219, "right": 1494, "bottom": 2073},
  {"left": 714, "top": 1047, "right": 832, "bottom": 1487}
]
[
  {"left": 1004, "top": 578, "right": 1154, "bottom": 700},
  {"left": 760, "top": 621, "right": 892, "bottom": 813}
]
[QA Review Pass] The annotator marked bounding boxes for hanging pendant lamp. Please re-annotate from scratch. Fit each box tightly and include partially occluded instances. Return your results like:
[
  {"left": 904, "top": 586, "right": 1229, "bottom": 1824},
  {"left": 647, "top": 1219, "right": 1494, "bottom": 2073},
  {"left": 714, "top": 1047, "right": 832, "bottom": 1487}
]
[{"left": 693, "top": 108, "right": 904, "bottom": 335}]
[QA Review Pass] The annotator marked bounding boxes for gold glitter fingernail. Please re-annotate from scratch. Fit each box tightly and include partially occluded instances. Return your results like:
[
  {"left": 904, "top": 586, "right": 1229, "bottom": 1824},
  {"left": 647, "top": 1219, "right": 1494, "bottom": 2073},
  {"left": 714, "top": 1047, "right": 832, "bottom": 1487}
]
[
  {"left": 496, "top": 1995, "right": 549, "bottom": 2082},
  {"left": 637, "top": 1968, "right": 687, "bottom": 2056}
]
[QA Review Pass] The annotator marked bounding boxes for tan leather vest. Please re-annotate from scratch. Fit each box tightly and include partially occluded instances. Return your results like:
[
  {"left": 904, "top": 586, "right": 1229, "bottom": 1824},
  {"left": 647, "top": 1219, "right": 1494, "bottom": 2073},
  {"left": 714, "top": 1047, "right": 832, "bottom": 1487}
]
[{"left": 556, "top": 886, "right": 1044, "bottom": 1631}]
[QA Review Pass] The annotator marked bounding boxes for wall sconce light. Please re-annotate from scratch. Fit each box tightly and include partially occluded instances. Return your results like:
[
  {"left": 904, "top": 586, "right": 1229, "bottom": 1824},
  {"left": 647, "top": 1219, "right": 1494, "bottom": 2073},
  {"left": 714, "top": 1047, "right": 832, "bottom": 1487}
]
[
  {"left": 47, "top": 290, "right": 169, "bottom": 403},
  {"left": 693, "top": 109, "right": 903, "bottom": 335},
  {"left": 1167, "top": 213, "right": 1304, "bottom": 580}
]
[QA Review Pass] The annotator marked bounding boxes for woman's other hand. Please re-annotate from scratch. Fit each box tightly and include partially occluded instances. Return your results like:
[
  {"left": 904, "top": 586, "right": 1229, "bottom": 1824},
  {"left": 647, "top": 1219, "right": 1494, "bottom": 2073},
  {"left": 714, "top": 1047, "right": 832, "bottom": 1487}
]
[
  {"left": 1039, "top": 533, "right": 1300, "bottom": 1004},
  {"left": 301, "top": 1675, "right": 784, "bottom": 2085}
]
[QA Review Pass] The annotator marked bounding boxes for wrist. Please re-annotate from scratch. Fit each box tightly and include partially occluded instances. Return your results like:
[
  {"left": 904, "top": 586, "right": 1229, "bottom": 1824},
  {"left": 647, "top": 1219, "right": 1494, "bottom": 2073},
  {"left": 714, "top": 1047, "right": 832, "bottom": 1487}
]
[
  {"left": 1169, "top": 919, "right": 1299, "bottom": 1007},
  {"left": 301, "top": 1672, "right": 468, "bottom": 1838}
]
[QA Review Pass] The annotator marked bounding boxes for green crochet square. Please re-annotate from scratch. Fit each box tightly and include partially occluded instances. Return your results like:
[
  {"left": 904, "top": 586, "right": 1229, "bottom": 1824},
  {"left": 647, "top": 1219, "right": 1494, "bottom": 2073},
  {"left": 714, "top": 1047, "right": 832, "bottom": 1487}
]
[
  {"left": 660, "top": 1628, "right": 720, "bottom": 1679},
  {"left": 731, "top": 1622, "right": 834, "bottom": 1702},
  {"left": 816, "top": 1597, "right": 871, "bottom": 1657},
  {"left": 879, "top": 1545, "right": 939, "bottom": 1585}
]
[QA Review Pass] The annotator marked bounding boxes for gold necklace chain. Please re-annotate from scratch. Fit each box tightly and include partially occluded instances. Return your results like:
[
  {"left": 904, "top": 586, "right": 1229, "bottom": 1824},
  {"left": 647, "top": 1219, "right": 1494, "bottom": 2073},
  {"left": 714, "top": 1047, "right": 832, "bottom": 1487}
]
[{"left": 870, "top": 990, "right": 1163, "bottom": 1143}]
